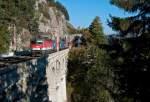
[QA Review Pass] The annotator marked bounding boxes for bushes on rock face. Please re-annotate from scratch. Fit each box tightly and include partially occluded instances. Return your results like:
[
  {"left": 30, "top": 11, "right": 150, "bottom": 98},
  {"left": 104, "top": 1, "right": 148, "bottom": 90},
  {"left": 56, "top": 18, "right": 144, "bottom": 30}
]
[
  {"left": 0, "top": 0, "right": 37, "bottom": 53},
  {"left": 66, "top": 22, "right": 78, "bottom": 34},
  {"left": 47, "top": 0, "right": 70, "bottom": 20},
  {"left": 38, "top": 3, "right": 50, "bottom": 20},
  {"left": 0, "top": 26, "right": 10, "bottom": 53},
  {"left": 0, "top": 0, "right": 69, "bottom": 53},
  {"left": 0, "top": 0, "right": 37, "bottom": 31},
  {"left": 55, "top": 1, "right": 69, "bottom": 20}
]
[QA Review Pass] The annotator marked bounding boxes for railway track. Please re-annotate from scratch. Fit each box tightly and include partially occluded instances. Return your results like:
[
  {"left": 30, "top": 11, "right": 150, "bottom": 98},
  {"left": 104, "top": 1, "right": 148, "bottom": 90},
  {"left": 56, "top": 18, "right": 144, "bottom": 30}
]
[
  {"left": 0, "top": 48, "right": 68, "bottom": 68},
  {"left": 0, "top": 56, "right": 35, "bottom": 68}
]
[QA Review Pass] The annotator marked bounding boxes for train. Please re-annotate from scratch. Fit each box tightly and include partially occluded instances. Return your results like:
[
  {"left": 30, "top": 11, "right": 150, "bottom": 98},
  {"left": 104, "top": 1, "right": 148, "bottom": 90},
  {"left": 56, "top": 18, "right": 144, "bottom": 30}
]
[
  {"left": 30, "top": 33, "right": 68, "bottom": 52},
  {"left": 0, "top": 33, "right": 70, "bottom": 57}
]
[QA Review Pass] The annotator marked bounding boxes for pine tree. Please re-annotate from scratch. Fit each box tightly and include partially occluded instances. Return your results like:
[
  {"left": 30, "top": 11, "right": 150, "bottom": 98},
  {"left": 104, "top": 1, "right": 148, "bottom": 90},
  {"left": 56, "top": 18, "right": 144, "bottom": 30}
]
[
  {"left": 109, "top": 0, "right": 150, "bottom": 101},
  {"left": 109, "top": 0, "right": 150, "bottom": 37},
  {"left": 89, "top": 16, "right": 106, "bottom": 46}
]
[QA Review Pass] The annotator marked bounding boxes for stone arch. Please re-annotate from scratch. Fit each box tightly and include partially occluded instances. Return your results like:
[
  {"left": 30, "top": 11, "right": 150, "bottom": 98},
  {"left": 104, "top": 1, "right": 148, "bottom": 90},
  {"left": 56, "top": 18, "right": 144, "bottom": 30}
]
[
  {"left": 52, "top": 66, "right": 55, "bottom": 72},
  {"left": 62, "top": 58, "right": 65, "bottom": 68},
  {"left": 56, "top": 60, "right": 61, "bottom": 70},
  {"left": 64, "top": 57, "right": 68, "bottom": 68}
]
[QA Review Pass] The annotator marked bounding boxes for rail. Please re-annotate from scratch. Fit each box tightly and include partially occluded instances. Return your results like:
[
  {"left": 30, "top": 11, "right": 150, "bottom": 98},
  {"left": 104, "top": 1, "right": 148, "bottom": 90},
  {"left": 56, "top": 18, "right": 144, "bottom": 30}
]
[{"left": 0, "top": 48, "right": 69, "bottom": 68}]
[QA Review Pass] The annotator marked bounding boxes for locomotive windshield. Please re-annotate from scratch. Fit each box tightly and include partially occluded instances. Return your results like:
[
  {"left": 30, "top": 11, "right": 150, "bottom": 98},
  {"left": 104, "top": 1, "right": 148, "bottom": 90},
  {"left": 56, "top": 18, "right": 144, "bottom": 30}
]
[{"left": 36, "top": 39, "right": 43, "bottom": 44}]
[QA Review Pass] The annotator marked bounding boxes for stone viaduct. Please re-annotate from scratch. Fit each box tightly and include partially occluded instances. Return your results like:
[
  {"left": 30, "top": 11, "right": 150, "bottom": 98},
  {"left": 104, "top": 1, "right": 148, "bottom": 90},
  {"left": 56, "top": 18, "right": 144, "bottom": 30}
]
[{"left": 0, "top": 49, "right": 69, "bottom": 102}]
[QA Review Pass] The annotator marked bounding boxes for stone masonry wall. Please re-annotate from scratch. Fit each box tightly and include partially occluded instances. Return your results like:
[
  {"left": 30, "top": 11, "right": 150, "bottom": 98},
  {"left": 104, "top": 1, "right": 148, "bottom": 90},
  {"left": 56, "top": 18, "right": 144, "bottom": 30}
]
[{"left": 0, "top": 49, "right": 69, "bottom": 102}]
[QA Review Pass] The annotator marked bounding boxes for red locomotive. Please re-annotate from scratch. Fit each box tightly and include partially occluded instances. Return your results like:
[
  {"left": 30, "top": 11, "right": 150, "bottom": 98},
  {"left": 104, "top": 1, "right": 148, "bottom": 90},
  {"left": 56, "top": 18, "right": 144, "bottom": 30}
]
[
  {"left": 30, "top": 34, "right": 55, "bottom": 51},
  {"left": 30, "top": 33, "right": 68, "bottom": 51}
]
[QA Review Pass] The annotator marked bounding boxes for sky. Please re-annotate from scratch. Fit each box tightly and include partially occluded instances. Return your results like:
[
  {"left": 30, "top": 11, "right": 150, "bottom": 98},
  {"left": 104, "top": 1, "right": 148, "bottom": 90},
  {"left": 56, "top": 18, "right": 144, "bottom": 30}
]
[{"left": 57, "top": 0, "right": 133, "bottom": 35}]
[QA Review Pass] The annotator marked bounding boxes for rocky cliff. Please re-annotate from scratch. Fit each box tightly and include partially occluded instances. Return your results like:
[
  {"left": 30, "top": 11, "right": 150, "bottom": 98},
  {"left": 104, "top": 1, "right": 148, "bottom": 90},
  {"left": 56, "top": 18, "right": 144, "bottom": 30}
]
[{"left": 8, "top": 0, "right": 69, "bottom": 51}]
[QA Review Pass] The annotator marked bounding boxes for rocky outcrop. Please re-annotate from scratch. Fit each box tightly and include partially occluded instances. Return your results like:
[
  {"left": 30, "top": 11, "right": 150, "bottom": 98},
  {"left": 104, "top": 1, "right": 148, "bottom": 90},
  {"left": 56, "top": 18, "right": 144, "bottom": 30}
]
[{"left": 9, "top": 0, "right": 68, "bottom": 51}]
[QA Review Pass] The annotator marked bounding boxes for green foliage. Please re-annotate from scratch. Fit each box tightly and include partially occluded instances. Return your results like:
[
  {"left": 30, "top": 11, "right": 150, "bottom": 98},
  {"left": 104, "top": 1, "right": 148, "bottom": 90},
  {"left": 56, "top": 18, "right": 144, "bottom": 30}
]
[
  {"left": 98, "top": 89, "right": 110, "bottom": 102},
  {"left": 89, "top": 16, "right": 106, "bottom": 45},
  {"left": 0, "top": 0, "right": 37, "bottom": 29},
  {"left": 47, "top": 0, "right": 70, "bottom": 20},
  {"left": 67, "top": 22, "right": 78, "bottom": 34},
  {"left": 110, "top": 0, "right": 149, "bottom": 12},
  {"left": 0, "top": 0, "right": 38, "bottom": 52},
  {"left": 38, "top": 3, "right": 50, "bottom": 19},
  {"left": 109, "top": 0, "right": 150, "bottom": 101},
  {"left": 0, "top": 26, "right": 10, "bottom": 53},
  {"left": 0, "top": 0, "right": 70, "bottom": 53},
  {"left": 108, "top": 17, "right": 131, "bottom": 35},
  {"left": 109, "top": 0, "right": 150, "bottom": 37},
  {"left": 47, "top": 0, "right": 55, "bottom": 3},
  {"left": 55, "top": 1, "right": 69, "bottom": 20},
  {"left": 89, "top": 16, "right": 104, "bottom": 37},
  {"left": 69, "top": 46, "right": 113, "bottom": 102},
  {"left": 68, "top": 17, "right": 113, "bottom": 102},
  {"left": 28, "top": 18, "right": 39, "bottom": 35},
  {"left": 79, "top": 28, "right": 93, "bottom": 44}
]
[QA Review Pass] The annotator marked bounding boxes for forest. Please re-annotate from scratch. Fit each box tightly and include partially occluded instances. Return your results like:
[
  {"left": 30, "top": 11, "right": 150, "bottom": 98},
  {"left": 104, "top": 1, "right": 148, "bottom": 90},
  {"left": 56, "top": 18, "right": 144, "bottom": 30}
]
[{"left": 67, "top": 0, "right": 150, "bottom": 102}]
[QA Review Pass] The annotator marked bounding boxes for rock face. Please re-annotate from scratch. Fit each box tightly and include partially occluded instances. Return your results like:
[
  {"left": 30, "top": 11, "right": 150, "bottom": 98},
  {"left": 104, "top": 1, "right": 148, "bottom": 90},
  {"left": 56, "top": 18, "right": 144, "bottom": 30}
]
[
  {"left": 9, "top": 27, "right": 31, "bottom": 51},
  {"left": 37, "top": 0, "right": 67, "bottom": 37},
  {"left": 10, "top": 0, "right": 68, "bottom": 51}
]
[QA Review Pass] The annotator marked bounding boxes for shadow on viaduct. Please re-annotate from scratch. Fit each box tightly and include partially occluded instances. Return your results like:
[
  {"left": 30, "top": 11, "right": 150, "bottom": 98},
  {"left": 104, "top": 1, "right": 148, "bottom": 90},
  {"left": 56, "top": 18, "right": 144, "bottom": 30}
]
[{"left": 0, "top": 49, "right": 69, "bottom": 102}]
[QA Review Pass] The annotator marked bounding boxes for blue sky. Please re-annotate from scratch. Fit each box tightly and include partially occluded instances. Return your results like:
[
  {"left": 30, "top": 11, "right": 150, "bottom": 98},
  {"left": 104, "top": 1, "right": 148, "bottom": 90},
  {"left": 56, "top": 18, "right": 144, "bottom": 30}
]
[{"left": 57, "top": 0, "right": 133, "bottom": 35}]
